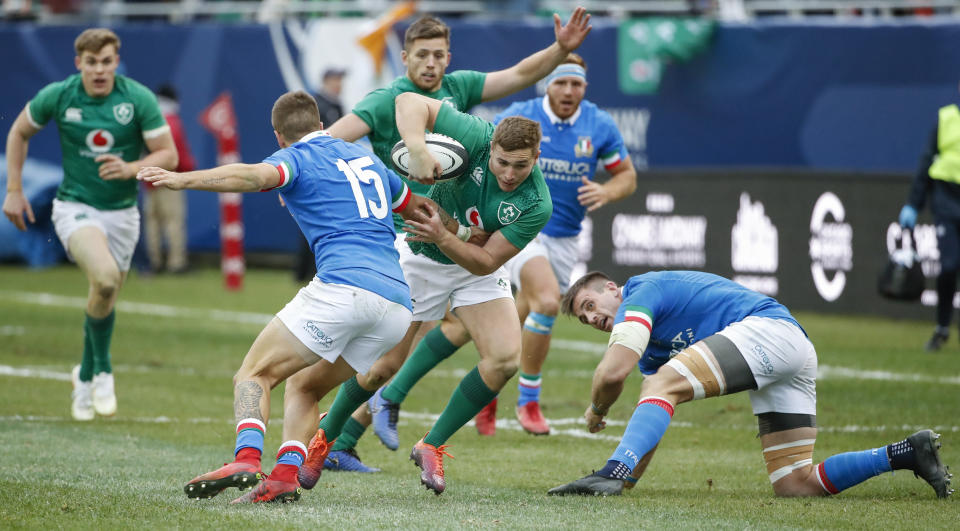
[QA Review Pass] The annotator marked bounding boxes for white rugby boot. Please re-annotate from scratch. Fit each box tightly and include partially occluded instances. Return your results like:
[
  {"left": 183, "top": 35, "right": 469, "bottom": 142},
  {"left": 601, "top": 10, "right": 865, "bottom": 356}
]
[
  {"left": 71, "top": 365, "right": 94, "bottom": 421},
  {"left": 92, "top": 372, "right": 117, "bottom": 417}
]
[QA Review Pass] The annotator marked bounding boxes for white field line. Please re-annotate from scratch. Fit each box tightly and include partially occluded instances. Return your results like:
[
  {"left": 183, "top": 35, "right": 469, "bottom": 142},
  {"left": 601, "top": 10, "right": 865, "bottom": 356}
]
[
  {"left": 1, "top": 290, "right": 272, "bottom": 326},
  {"left": 0, "top": 326, "right": 26, "bottom": 336},
  {"left": 0, "top": 290, "right": 960, "bottom": 440},
  {"left": 2, "top": 412, "right": 957, "bottom": 440}
]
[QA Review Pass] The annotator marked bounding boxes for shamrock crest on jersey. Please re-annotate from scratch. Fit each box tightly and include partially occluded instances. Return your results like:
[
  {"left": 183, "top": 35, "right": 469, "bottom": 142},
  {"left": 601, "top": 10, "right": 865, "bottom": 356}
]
[
  {"left": 498, "top": 201, "right": 521, "bottom": 225},
  {"left": 113, "top": 102, "right": 134, "bottom": 125}
]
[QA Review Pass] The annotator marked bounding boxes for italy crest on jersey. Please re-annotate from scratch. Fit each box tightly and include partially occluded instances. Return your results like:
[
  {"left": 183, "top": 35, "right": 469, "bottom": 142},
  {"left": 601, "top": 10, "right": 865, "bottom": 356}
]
[
  {"left": 574, "top": 136, "right": 593, "bottom": 158},
  {"left": 497, "top": 201, "right": 521, "bottom": 225},
  {"left": 113, "top": 103, "right": 134, "bottom": 125}
]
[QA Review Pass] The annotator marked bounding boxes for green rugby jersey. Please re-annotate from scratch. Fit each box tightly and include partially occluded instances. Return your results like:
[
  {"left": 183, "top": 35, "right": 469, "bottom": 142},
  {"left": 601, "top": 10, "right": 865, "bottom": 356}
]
[
  {"left": 408, "top": 105, "right": 553, "bottom": 265},
  {"left": 27, "top": 74, "right": 169, "bottom": 210},
  {"left": 352, "top": 70, "right": 485, "bottom": 228}
]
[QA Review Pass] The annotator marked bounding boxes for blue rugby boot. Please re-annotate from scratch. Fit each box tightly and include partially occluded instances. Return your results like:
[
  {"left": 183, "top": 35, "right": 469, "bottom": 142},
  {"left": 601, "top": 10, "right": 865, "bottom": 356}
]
[
  {"left": 324, "top": 448, "right": 381, "bottom": 473},
  {"left": 369, "top": 387, "right": 400, "bottom": 451}
]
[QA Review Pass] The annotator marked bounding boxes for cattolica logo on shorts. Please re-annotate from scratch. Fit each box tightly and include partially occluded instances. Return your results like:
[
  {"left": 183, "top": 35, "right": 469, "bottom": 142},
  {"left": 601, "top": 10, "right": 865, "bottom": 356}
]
[
  {"left": 113, "top": 102, "right": 134, "bottom": 125},
  {"left": 85, "top": 129, "right": 115, "bottom": 153},
  {"left": 303, "top": 320, "right": 334, "bottom": 349}
]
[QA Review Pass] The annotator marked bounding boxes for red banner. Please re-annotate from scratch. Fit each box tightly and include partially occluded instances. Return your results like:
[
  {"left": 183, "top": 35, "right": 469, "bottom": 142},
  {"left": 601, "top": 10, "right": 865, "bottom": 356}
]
[{"left": 200, "top": 92, "right": 244, "bottom": 290}]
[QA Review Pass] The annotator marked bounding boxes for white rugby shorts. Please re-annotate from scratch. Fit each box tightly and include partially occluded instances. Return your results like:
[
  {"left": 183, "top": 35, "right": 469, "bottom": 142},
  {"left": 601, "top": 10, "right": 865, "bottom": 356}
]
[
  {"left": 51, "top": 199, "right": 140, "bottom": 272},
  {"left": 276, "top": 278, "right": 412, "bottom": 374},
  {"left": 398, "top": 238, "right": 513, "bottom": 321},
  {"left": 504, "top": 233, "right": 579, "bottom": 294},
  {"left": 717, "top": 316, "right": 818, "bottom": 416}
]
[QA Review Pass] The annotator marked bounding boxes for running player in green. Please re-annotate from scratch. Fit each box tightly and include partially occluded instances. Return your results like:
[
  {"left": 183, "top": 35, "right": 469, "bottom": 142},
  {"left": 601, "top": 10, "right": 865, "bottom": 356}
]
[
  {"left": 315, "top": 92, "right": 549, "bottom": 495},
  {"left": 394, "top": 93, "right": 552, "bottom": 494},
  {"left": 288, "top": 8, "right": 592, "bottom": 475},
  {"left": 2, "top": 28, "right": 178, "bottom": 421}
]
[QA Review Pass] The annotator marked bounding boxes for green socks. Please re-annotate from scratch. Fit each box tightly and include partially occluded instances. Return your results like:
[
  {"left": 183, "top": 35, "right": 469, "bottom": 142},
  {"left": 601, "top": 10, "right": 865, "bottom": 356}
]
[
  {"left": 320, "top": 376, "right": 375, "bottom": 442},
  {"left": 382, "top": 326, "right": 459, "bottom": 404},
  {"left": 331, "top": 417, "right": 368, "bottom": 451},
  {"left": 82, "top": 311, "right": 115, "bottom": 380},
  {"left": 425, "top": 366, "right": 497, "bottom": 447},
  {"left": 79, "top": 318, "right": 95, "bottom": 382}
]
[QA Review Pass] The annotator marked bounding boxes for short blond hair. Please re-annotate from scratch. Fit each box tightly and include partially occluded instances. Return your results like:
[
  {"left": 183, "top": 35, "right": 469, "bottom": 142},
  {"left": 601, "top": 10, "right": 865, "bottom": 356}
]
[
  {"left": 491, "top": 116, "right": 541, "bottom": 156},
  {"left": 74, "top": 28, "right": 120, "bottom": 56},
  {"left": 562, "top": 52, "right": 587, "bottom": 70},
  {"left": 271, "top": 91, "right": 322, "bottom": 142}
]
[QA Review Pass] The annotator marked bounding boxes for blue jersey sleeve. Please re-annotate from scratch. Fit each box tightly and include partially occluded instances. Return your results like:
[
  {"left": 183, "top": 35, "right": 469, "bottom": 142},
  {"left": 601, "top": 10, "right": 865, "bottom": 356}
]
[
  {"left": 595, "top": 110, "right": 629, "bottom": 170},
  {"left": 616, "top": 277, "right": 671, "bottom": 375},
  {"left": 262, "top": 147, "right": 300, "bottom": 192}
]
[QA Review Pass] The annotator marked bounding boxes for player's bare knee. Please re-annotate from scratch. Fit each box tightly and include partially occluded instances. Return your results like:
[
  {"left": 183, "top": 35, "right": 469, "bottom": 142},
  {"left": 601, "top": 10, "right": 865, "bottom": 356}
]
[
  {"left": 529, "top": 292, "right": 559, "bottom": 317},
  {"left": 483, "top": 351, "right": 519, "bottom": 382},
  {"left": 639, "top": 370, "right": 688, "bottom": 405},
  {"left": 363, "top": 364, "right": 397, "bottom": 388},
  {"left": 440, "top": 320, "right": 471, "bottom": 345},
  {"left": 90, "top": 274, "right": 119, "bottom": 301}
]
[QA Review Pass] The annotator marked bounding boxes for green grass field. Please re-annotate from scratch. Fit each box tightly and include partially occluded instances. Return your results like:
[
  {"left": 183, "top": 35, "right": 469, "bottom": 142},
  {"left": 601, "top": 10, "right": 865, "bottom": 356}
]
[{"left": 1, "top": 265, "right": 957, "bottom": 529}]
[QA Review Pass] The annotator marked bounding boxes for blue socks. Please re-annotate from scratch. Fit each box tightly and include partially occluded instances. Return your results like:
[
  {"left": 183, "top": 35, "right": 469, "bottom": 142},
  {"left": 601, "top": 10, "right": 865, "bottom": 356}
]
[
  {"left": 235, "top": 418, "right": 265, "bottom": 456},
  {"left": 606, "top": 397, "right": 674, "bottom": 472},
  {"left": 817, "top": 447, "right": 892, "bottom": 494},
  {"left": 517, "top": 372, "right": 541, "bottom": 407}
]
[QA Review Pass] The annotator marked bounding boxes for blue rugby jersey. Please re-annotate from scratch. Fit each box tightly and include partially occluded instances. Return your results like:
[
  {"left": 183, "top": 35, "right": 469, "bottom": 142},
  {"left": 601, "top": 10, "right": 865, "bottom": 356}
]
[
  {"left": 615, "top": 271, "right": 803, "bottom": 375},
  {"left": 263, "top": 131, "right": 412, "bottom": 310},
  {"left": 495, "top": 96, "right": 628, "bottom": 237}
]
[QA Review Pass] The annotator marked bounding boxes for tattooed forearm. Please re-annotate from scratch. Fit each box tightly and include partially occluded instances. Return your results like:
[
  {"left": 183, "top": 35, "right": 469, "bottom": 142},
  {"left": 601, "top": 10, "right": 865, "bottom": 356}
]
[
  {"left": 436, "top": 205, "right": 458, "bottom": 233},
  {"left": 201, "top": 176, "right": 226, "bottom": 186},
  {"left": 234, "top": 380, "right": 265, "bottom": 422}
]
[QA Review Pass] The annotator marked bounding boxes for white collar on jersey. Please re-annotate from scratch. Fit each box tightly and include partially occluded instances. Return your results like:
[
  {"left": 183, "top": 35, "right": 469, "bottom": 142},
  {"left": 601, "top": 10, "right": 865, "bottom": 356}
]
[
  {"left": 298, "top": 130, "right": 331, "bottom": 143},
  {"left": 541, "top": 95, "right": 581, "bottom": 126}
]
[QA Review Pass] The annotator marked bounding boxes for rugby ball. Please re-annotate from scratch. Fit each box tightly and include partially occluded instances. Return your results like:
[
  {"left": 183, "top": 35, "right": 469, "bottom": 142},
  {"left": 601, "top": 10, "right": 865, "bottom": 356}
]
[{"left": 390, "top": 133, "right": 469, "bottom": 182}]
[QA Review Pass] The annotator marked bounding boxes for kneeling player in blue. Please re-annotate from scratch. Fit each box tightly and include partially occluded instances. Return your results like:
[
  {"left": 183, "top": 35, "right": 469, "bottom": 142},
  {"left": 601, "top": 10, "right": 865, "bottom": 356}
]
[
  {"left": 547, "top": 271, "right": 953, "bottom": 499},
  {"left": 138, "top": 91, "right": 457, "bottom": 503}
]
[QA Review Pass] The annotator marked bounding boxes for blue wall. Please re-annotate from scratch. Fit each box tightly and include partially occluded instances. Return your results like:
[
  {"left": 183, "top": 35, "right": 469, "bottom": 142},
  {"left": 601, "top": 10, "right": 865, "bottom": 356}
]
[{"left": 2, "top": 19, "right": 959, "bottom": 256}]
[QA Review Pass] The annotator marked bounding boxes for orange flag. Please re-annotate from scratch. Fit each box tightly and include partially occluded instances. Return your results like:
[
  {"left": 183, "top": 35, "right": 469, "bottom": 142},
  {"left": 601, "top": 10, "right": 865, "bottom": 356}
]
[{"left": 357, "top": 1, "right": 418, "bottom": 74}]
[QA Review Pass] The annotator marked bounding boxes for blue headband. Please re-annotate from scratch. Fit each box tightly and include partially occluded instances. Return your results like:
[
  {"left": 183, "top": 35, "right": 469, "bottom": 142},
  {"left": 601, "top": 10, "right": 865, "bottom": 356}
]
[{"left": 545, "top": 64, "right": 586, "bottom": 85}]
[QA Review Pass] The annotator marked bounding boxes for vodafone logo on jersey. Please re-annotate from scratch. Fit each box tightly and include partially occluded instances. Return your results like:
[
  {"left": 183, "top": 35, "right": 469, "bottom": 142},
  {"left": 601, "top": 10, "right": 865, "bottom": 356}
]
[
  {"left": 465, "top": 206, "right": 484, "bottom": 230},
  {"left": 85, "top": 129, "right": 115, "bottom": 153}
]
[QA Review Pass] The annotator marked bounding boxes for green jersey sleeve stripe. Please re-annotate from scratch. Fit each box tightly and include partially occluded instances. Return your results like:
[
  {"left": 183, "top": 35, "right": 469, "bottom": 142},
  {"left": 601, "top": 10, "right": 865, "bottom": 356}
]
[
  {"left": 142, "top": 124, "right": 171, "bottom": 140},
  {"left": 24, "top": 103, "right": 42, "bottom": 129}
]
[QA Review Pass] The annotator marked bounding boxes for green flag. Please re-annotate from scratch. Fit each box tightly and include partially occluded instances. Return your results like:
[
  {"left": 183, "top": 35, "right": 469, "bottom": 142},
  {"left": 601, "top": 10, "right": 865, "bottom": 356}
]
[{"left": 618, "top": 18, "right": 715, "bottom": 95}]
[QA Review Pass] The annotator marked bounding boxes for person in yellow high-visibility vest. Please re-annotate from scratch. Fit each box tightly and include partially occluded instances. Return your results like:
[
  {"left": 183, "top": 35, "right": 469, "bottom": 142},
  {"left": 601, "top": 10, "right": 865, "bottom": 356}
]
[{"left": 900, "top": 97, "right": 960, "bottom": 352}]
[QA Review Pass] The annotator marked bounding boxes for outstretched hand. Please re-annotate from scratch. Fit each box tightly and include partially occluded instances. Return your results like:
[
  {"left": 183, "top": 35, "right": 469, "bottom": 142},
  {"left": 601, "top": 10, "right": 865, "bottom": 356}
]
[
  {"left": 554, "top": 6, "right": 592, "bottom": 53},
  {"left": 2, "top": 191, "right": 36, "bottom": 232},
  {"left": 137, "top": 167, "right": 185, "bottom": 190}
]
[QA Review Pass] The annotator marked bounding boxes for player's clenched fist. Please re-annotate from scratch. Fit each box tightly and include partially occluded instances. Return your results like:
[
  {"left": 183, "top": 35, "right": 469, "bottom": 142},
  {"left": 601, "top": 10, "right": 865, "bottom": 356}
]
[{"left": 584, "top": 405, "right": 607, "bottom": 433}]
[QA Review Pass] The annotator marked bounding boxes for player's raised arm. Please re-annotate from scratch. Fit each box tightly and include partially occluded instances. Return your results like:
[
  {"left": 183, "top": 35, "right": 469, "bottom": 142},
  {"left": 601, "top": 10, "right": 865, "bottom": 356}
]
[
  {"left": 394, "top": 93, "right": 444, "bottom": 184},
  {"left": 480, "top": 6, "right": 592, "bottom": 103},
  {"left": 137, "top": 163, "right": 281, "bottom": 193},
  {"left": 326, "top": 113, "right": 372, "bottom": 143},
  {"left": 2, "top": 107, "right": 42, "bottom": 231}
]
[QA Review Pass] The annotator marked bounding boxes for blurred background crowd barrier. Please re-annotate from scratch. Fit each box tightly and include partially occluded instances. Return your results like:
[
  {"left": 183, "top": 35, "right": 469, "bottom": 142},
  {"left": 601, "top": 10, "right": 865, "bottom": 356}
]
[{"left": 2, "top": 3, "right": 959, "bottom": 319}]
